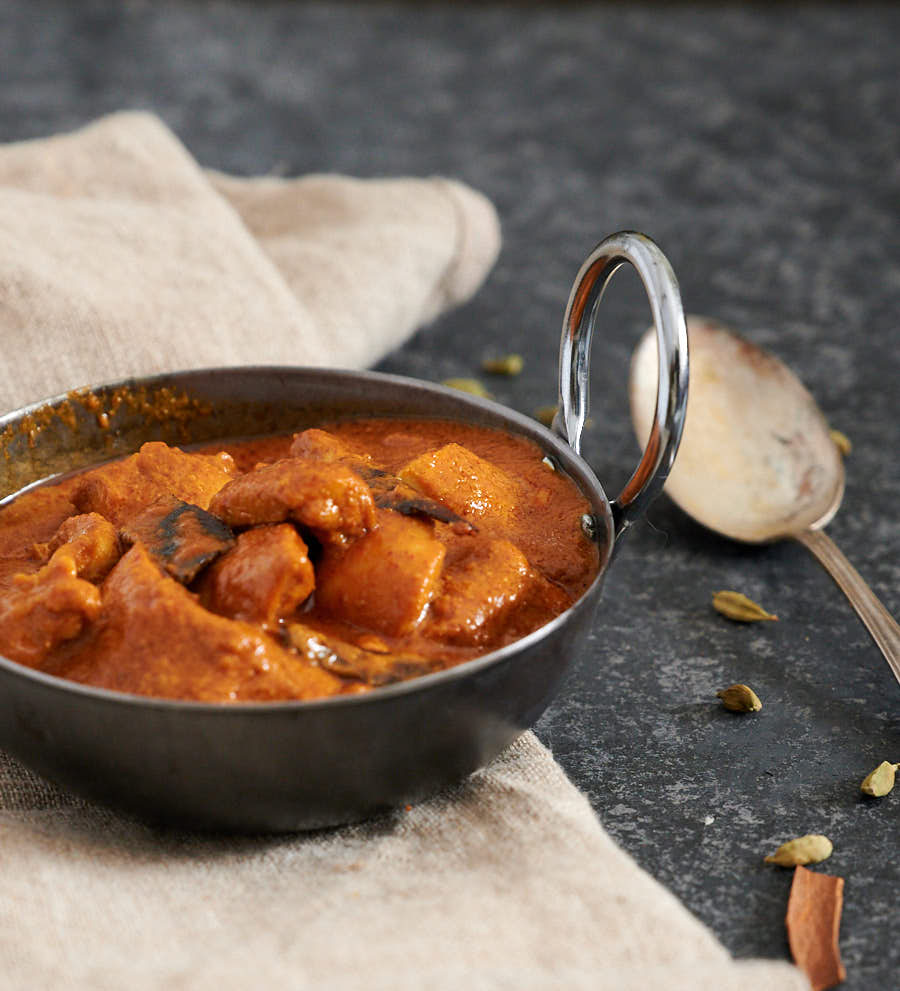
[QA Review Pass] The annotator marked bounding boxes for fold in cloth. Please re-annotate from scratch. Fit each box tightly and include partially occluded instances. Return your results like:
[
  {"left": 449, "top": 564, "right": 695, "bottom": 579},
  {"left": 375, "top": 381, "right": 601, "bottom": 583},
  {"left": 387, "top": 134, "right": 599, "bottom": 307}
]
[
  {"left": 0, "top": 112, "right": 499, "bottom": 412},
  {"left": 0, "top": 114, "right": 808, "bottom": 990},
  {"left": 0, "top": 734, "right": 806, "bottom": 991}
]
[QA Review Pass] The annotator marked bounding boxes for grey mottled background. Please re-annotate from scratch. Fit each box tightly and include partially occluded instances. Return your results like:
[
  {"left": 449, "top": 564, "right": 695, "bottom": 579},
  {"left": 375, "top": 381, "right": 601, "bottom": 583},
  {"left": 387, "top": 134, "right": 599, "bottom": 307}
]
[{"left": 1, "top": 2, "right": 898, "bottom": 987}]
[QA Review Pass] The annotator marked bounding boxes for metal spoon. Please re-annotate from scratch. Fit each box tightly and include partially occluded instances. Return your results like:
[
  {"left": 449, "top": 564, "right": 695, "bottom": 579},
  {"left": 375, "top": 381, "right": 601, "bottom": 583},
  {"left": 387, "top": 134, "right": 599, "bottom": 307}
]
[{"left": 629, "top": 315, "right": 900, "bottom": 685}]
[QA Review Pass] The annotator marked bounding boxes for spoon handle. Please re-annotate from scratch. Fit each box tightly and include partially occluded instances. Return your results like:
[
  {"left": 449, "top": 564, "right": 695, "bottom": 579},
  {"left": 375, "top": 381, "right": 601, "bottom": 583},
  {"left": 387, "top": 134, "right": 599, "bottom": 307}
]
[{"left": 794, "top": 528, "right": 900, "bottom": 685}]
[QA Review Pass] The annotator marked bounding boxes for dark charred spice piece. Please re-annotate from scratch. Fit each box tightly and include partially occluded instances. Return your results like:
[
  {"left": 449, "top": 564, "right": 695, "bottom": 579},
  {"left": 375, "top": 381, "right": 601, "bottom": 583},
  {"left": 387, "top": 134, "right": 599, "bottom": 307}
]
[
  {"left": 354, "top": 465, "right": 392, "bottom": 483},
  {"left": 119, "top": 495, "right": 235, "bottom": 583},
  {"left": 327, "top": 653, "right": 434, "bottom": 687},
  {"left": 348, "top": 461, "right": 476, "bottom": 532},
  {"left": 287, "top": 623, "right": 435, "bottom": 686},
  {"left": 373, "top": 658, "right": 437, "bottom": 684},
  {"left": 374, "top": 492, "right": 476, "bottom": 532}
]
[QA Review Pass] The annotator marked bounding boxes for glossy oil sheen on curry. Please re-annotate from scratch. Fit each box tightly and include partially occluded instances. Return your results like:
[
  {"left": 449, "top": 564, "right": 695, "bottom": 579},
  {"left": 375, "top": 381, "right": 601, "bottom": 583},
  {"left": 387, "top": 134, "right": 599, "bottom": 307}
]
[{"left": 0, "top": 419, "right": 599, "bottom": 702}]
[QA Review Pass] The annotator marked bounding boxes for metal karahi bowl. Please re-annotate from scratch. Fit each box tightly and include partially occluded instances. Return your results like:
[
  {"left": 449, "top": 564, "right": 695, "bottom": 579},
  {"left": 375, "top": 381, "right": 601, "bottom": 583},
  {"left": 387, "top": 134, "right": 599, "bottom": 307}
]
[{"left": 0, "top": 232, "right": 688, "bottom": 831}]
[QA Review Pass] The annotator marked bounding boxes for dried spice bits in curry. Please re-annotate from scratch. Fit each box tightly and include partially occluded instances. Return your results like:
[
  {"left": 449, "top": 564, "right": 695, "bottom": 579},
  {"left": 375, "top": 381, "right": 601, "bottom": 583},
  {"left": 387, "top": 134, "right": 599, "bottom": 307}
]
[{"left": 0, "top": 420, "right": 599, "bottom": 702}]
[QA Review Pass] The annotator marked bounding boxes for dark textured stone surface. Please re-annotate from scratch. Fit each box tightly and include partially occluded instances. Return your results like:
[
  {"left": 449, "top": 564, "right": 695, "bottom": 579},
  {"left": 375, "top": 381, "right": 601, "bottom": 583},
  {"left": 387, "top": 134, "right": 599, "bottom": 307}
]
[{"left": 1, "top": 1, "right": 897, "bottom": 985}]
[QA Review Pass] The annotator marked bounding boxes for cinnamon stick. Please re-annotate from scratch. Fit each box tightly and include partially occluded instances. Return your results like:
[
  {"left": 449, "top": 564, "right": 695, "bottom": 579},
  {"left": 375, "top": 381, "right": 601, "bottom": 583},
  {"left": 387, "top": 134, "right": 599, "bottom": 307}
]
[{"left": 785, "top": 865, "right": 846, "bottom": 991}]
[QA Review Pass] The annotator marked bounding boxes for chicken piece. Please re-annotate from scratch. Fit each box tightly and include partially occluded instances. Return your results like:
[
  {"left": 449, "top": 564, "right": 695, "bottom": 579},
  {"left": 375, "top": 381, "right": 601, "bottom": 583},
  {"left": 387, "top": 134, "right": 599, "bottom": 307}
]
[
  {"left": 427, "top": 538, "right": 533, "bottom": 646},
  {"left": 3, "top": 515, "right": 120, "bottom": 665},
  {"left": 289, "top": 428, "right": 370, "bottom": 467},
  {"left": 33, "top": 513, "right": 121, "bottom": 582},
  {"left": 0, "top": 551, "right": 102, "bottom": 665},
  {"left": 315, "top": 509, "right": 445, "bottom": 636},
  {"left": 208, "top": 458, "right": 376, "bottom": 545},
  {"left": 0, "top": 486, "right": 76, "bottom": 569},
  {"left": 119, "top": 495, "right": 235, "bottom": 584},
  {"left": 291, "top": 429, "right": 475, "bottom": 532},
  {"left": 399, "top": 443, "right": 519, "bottom": 527},
  {"left": 290, "top": 428, "right": 403, "bottom": 500},
  {"left": 62, "top": 544, "right": 341, "bottom": 702},
  {"left": 287, "top": 622, "right": 434, "bottom": 686},
  {"left": 72, "top": 441, "right": 237, "bottom": 526},
  {"left": 202, "top": 524, "right": 314, "bottom": 628},
  {"left": 291, "top": 428, "right": 397, "bottom": 494}
]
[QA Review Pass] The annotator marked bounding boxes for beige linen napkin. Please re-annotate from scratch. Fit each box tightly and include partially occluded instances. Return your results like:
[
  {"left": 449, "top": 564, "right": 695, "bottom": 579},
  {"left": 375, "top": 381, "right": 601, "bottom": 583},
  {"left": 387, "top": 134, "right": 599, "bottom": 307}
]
[
  {"left": 0, "top": 112, "right": 499, "bottom": 411},
  {"left": 0, "top": 114, "right": 808, "bottom": 990}
]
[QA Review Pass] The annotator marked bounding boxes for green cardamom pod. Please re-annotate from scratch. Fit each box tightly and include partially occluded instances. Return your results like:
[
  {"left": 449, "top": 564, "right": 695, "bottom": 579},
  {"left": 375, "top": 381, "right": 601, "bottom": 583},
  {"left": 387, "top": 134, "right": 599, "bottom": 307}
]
[
  {"left": 534, "top": 405, "right": 558, "bottom": 427},
  {"left": 712, "top": 590, "right": 778, "bottom": 622},
  {"left": 765, "top": 834, "right": 833, "bottom": 867},
  {"left": 482, "top": 354, "right": 524, "bottom": 376},
  {"left": 860, "top": 760, "right": 899, "bottom": 797},
  {"left": 441, "top": 378, "right": 491, "bottom": 398},
  {"left": 829, "top": 428, "right": 852, "bottom": 456},
  {"left": 716, "top": 684, "right": 762, "bottom": 712}
]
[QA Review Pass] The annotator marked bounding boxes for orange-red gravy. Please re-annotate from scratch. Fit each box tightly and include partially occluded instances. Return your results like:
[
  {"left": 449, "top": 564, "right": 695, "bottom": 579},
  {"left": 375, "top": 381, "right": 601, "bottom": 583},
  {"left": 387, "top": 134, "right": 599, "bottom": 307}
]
[{"left": 0, "top": 419, "right": 599, "bottom": 701}]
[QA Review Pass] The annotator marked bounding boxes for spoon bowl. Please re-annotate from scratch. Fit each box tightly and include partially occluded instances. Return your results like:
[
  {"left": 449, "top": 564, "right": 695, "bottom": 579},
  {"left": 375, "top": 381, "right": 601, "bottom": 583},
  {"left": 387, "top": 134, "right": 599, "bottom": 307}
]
[{"left": 629, "top": 315, "right": 900, "bottom": 685}]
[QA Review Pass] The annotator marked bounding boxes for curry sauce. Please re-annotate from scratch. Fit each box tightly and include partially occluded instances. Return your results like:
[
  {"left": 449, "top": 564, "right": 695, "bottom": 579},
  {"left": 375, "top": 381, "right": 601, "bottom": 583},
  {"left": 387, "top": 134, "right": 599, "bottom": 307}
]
[{"left": 0, "top": 419, "right": 599, "bottom": 702}]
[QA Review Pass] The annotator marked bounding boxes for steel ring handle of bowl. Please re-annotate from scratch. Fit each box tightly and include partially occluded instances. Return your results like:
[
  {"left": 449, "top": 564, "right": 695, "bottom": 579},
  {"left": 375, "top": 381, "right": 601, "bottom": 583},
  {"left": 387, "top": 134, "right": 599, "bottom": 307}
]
[{"left": 552, "top": 231, "right": 689, "bottom": 539}]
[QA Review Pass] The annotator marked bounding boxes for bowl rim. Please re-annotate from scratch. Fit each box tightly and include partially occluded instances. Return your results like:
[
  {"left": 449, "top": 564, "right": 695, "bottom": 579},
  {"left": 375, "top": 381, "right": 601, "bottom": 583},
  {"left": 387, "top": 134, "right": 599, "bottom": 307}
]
[{"left": 0, "top": 363, "right": 614, "bottom": 714}]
